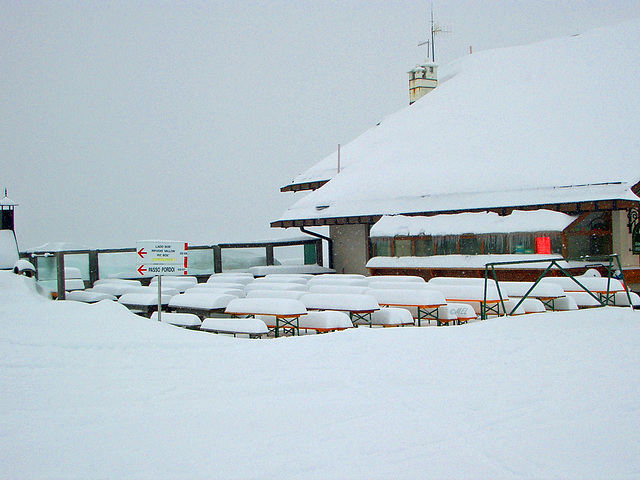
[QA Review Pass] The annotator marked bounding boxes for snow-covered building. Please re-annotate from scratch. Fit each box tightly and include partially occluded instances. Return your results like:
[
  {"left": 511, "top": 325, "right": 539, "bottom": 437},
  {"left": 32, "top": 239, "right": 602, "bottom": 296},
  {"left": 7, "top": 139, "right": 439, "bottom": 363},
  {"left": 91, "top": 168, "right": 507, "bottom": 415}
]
[{"left": 273, "top": 19, "right": 640, "bottom": 283}]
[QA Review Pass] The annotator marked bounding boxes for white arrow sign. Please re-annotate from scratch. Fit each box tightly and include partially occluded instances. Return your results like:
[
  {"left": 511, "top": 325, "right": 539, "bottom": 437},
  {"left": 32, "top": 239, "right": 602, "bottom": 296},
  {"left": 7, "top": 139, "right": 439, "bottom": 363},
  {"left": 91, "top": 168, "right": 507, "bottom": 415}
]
[{"left": 136, "top": 241, "right": 188, "bottom": 276}]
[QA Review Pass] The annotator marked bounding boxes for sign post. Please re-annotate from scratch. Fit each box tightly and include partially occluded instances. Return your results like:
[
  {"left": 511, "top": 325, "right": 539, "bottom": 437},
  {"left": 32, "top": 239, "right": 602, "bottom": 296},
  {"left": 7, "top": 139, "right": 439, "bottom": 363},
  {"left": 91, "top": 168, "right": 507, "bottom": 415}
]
[{"left": 136, "top": 241, "right": 188, "bottom": 322}]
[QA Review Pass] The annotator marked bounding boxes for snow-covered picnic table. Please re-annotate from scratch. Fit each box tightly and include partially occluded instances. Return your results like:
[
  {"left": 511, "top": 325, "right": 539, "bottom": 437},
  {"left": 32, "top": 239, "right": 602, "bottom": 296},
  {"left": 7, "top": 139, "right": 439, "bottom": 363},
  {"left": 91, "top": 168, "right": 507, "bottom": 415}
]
[
  {"left": 150, "top": 311, "right": 202, "bottom": 329},
  {"left": 299, "top": 293, "right": 380, "bottom": 327},
  {"left": 437, "top": 303, "right": 477, "bottom": 325},
  {"left": 224, "top": 297, "right": 308, "bottom": 337},
  {"left": 426, "top": 280, "right": 505, "bottom": 319},
  {"left": 497, "top": 281, "right": 566, "bottom": 311},
  {"left": 297, "top": 311, "right": 354, "bottom": 333},
  {"left": 117, "top": 292, "right": 175, "bottom": 316},
  {"left": 540, "top": 276, "right": 626, "bottom": 306},
  {"left": 200, "top": 317, "right": 269, "bottom": 338},
  {"left": 168, "top": 292, "right": 238, "bottom": 319},
  {"left": 364, "top": 288, "right": 446, "bottom": 326}
]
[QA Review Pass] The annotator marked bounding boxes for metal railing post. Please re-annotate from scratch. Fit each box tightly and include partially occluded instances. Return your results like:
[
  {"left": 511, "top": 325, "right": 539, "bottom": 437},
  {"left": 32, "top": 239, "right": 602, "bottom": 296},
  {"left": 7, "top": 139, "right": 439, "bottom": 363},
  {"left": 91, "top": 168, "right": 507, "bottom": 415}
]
[{"left": 55, "top": 252, "right": 66, "bottom": 300}]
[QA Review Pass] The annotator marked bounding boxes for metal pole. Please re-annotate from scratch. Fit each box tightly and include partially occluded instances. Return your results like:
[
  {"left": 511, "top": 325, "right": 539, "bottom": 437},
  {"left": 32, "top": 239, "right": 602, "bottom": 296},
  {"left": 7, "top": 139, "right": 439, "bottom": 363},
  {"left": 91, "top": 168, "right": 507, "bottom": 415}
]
[{"left": 157, "top": 275, "right": 162, "bottom": 322}]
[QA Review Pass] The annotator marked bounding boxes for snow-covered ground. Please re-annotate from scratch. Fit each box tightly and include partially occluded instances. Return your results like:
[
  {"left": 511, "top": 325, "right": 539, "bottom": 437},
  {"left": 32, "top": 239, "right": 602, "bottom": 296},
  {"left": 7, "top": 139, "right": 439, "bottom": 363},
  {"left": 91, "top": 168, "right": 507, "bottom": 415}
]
[{"left": 2, "top": 270, "right": 639, "bottom": 479}]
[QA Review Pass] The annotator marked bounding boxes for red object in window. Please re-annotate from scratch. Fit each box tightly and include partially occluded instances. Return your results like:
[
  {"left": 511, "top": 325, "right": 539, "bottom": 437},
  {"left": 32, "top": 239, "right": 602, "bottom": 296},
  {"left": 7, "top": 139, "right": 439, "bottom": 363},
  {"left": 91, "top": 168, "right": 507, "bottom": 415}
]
[{"left": 536, "top": 236, "right": 551, "bottom": 254}]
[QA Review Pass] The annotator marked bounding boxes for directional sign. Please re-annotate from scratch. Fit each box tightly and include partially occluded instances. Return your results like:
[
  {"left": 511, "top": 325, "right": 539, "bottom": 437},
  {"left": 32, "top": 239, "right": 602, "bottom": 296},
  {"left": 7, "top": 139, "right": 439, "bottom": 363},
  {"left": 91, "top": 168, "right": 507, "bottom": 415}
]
[{"left": 136, "top": 241, "right": 188, "bottom": 276}]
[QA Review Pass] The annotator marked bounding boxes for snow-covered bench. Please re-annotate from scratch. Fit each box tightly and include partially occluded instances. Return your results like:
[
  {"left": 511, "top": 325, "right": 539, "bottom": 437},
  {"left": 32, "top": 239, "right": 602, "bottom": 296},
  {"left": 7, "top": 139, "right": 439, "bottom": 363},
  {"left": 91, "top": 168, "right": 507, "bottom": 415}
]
[
  {"left": 244, "top": 282, "right": 308, "bottom": 293},
  {"left": 187, "top": 283, "right": 246, "bottom": 297},
  {"left": 245, "top": 289, "right": 307, "bottom": 300},
  {"left": 150, "top": 311, "right": 201, "bottom": 329},
  {"left": 366, "top": 275, "right": 426, "bottom": 284},
  {"left": 297, "top": 311, "right": 354, "bottom": 333},
  {"left": 65, "top": 290, "right": 117, "bottom": 303},
  {"left": 308, "top": 284, "right": 370, "bottom": 295},
  {"left": 251, "top": 276, "right": 308, "bottom": 285},
  {"left": 306, "top": 274, "right": 368, "bottom": 288},
  {"left": 540, "top": 276, "right": 626, "bottom": 306},
  {"left": 118, "top": 292, "right": 175, "bottom": 316},
  {"left": 224, "top": 297, "right": 308, "bottom": 337},
  {"left": 426, "top": 282, "right": 505, "bottom": 319},
  {"left": 207, "top": 274, "right": 254, "bottom": 286},
  {"left": 168, "top": 292, "right": 238, "bottom": 319},
  {"left": 437, "top": 303, "right": 477, "bottom": 325},
  {"left": 248, "top": 264, "right": 334, "bottom": 277},
  {"left": 64, "top": 267, "right": 85, "bottom": 291},
  {"left": 200, "top": 317, "right": 269, "bottom": 338},
  {"left": 497, "top": 281, "right": 566, "bottom": 311},
  {"left": 364, "top": 288, "right": 446, "bottom": 326},
  {"left": 366, "top": 307, "right": 415, "bottom": 327},
  {"left": 300, "top": 293, "right": 379, "bottom": 327},
  {"left": 150, "top": 276, "right": 198, "bottom": 293}
]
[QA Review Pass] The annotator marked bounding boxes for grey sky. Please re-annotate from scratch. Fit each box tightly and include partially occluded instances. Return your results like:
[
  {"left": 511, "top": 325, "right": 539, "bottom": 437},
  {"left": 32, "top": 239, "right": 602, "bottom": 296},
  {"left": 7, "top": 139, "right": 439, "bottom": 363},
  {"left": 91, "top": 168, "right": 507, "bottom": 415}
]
[{"left": 3, "top": 1, "right": 640, "bottom": 250}]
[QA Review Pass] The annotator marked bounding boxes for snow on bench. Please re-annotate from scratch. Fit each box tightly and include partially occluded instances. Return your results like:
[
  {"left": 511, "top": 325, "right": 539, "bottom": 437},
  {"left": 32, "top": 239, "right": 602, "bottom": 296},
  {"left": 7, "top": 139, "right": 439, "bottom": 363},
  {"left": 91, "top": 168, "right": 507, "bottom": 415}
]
[
  {"left": 244, "top": 282, "right": 308, "bottom": 293},
  {"left": 94, "top": 279, "right": 142, "bottom": 286},
  {"left": 297, "top": 311, "right": 354, "bottom": 333},
  {"left": 426, "top": 282, "right": 505, "bottom": 318},
  {"left": 118, "top": 292, "right": 175, "bottom": 315},
  {"left": 150, "top": 311, "right": 201, "bottom": 329},
  {"left": 498, "top": 281, "right": 566, "bottom": 311},
  {"left": 300, "top": 293, "right": 379, "bottom": 327},
  {"left": 248, "top": 264, "right": 334, "bottom": 277},
  {"left": 365, "top": 281, "right": 430, "bottom": 291},
  {"left": 64, "top": 267, "right": 85, "bottom": 291},
  {"left": 437, "top": 303, "right": 477, "bottom": 325},
  {"left": 169, "top": 292, "right": 238, "bottom": 318},
  {"left": 245, "top": 289, "right": 307, "bottom": 300},
  {"left": 308, "top": 284, "right": 370, "bottom": 295},
  {"left": 504, "top": 298, "right": 547, "bottom": 315},
  {"left": 251, "top": 276, "right": 308, "bottom": 285},
  {"left": 65, "top": 290, "right": 117, "bottom": 303},
  {"left": 306, "top": 275, "right": 368, "bottom": 287},
  {"left": 364, "top": 288, "right": 446, "bottom": 326},
  {"left": 207, "top": 274, "right": 254, "bottom": 286},
  {"left": 200, "top": 317, "right": 269, "bottom": 338},
  {"left": 150, "top": 276, "right": 198, "bottom": 293},
  {"left": 264, "top": 273, "right": 315, "bottom": 281},
  {"left": 366, "top": 307, "right": 415, "bottom": 327},
  {"left": 540, "top": 276, "right": 625, "bottom": 305},
  {"left": 186, "top": 284, "right": 246, "bottom": 297},
  {"left": 366, "top": 275, "right": 426, "bottom": 284},
  {"left": 552, "top": 296, "right": 579, "bottom": 311},
  {"left": 614, "top": 291, "right": 640, "bottom": 307},
  {"left": 224, "top": 297, "right": 308, "bottom": 337}
]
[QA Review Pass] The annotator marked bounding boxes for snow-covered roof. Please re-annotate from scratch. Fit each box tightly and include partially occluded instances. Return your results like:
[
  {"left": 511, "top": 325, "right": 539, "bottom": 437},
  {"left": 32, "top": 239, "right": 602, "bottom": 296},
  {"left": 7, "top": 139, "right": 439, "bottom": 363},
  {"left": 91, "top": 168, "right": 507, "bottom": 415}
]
[
  {"left": 276, "top": 19, "right": 640, "bottom": 225},
  {"left": 0, "top": 194, "right": 18, "bottom": 207},
  {"left": 370, "top": 210, "right": 577, "bottom": 237}
]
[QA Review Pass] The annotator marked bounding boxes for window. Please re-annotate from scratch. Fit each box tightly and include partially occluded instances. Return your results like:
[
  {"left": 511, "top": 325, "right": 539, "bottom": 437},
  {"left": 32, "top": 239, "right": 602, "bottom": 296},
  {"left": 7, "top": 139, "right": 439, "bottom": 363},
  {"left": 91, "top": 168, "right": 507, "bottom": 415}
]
[
  {"left": 436, "top": 236, "right": 459, "bottom": 255},
  {"left": 414, "top": 237, "right": 434, "bottom": 256},
  {"left": 509, "top": 234, "right": 535, "bottom": 254},
  {"left": 459, "top": 236, "right": 480, "bottom": 255},
  {"left": 371, "top": 238, "right": 392, "bottom": 257},
  {"left": 395, "top": 239, "right": 413, "bottom": 257},
  {"left": 564, "top": 212, "right": 612, "bottom": 258},
  {"left": 483, "top": 234, "right": 507, "bottom": 254}
]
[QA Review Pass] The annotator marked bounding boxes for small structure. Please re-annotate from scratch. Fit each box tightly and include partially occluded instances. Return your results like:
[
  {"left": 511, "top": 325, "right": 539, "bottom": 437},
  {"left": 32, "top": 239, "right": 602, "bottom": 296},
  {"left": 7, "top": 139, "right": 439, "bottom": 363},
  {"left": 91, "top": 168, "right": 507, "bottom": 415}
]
[
  {"left": 409, "top": 62, "right": 437, "bottom": 104},
  {"left": 0, "top": 190, "right": 19, "bottom": 270}
]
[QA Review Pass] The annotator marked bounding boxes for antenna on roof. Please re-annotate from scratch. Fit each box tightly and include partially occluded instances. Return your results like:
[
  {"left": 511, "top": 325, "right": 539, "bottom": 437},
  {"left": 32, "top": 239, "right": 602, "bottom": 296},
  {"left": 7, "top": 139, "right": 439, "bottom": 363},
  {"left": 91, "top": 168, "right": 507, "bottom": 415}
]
[{"left": 418, "top": 3, "right": 450, "bottom": 63}]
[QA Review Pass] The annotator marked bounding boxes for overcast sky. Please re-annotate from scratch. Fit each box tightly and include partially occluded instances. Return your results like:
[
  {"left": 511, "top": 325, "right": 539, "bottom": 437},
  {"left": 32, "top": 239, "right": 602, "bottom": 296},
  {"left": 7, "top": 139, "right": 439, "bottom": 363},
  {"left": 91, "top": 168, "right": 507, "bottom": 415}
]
[{"left": 3, "top": 0, "right": 640, "bottom": 250}]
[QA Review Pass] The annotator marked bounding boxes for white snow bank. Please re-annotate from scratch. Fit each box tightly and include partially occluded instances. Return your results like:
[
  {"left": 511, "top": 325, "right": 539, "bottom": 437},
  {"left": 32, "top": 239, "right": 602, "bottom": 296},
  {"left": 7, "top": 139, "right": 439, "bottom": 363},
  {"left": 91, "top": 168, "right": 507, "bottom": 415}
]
[{"left": 2, "top": 270, "right": 640, "bottom": 479}]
